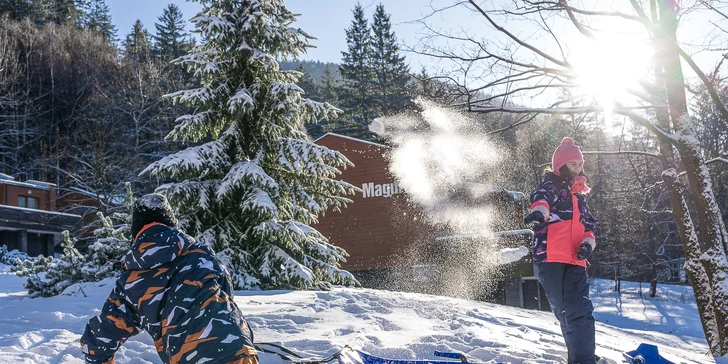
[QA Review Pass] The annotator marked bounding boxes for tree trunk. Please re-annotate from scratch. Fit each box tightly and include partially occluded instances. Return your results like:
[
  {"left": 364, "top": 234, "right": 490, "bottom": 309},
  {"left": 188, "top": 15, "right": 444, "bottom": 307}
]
[
  {"left": 662, "top": 170, "right": 720, "bottom": 354},
  {"left": 657, "top": 0, "right": 728, "bottom": 355},
  {"left": 649, "top": 220, "right": 658, "bottom": 298},
  {"left": 649, "top": 0, "right": 674, "bottom": 303}
]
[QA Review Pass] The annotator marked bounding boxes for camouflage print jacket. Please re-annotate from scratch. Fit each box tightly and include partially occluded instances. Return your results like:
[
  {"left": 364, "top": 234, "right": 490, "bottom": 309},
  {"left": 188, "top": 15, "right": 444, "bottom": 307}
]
[
  {"left": 529, "top": 173, "right": 597, "bottom": 267},
  {"left": 80, "top": 223, "right": 257, "bottom": 364}
]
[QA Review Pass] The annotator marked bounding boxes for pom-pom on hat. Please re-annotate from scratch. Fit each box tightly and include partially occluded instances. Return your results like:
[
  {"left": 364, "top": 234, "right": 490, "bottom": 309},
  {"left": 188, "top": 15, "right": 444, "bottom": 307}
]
[
  {"left": 131, "top": 193, "right": 177, "bottom": 241},
  {"left": 552, "top": 137, "right": 584, "bottom": 176}
]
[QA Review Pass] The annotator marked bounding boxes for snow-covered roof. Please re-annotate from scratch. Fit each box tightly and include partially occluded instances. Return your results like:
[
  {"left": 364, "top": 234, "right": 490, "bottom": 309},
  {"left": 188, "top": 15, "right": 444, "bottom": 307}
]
[
  {"left": 0, "top": 204, "right": 82, "bottom": 219},
  {"left": 0, "top": 179, "right": 44, "bottom": 189},
  {"left": 26, "top": 180, "right": 57, "bottom": 189},
  {"left": 314, "top": 132, "right": 390, "bottom": 149},
  {"left": 0, "top": 177, "right": 56, "bottom": 190}
]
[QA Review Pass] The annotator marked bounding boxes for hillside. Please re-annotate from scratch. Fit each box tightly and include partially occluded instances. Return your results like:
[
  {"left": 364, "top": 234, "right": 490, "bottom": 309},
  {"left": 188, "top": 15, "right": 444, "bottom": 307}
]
[
  {"left": 280, "top": 59, "right": 341, "bottom": 82},
  {"left": 0, "top": 262, "right": 718, "bottom": 363}
]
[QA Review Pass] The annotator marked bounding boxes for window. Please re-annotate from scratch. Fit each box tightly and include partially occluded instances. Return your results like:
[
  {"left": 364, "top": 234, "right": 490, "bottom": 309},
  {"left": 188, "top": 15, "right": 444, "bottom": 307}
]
[{"left": 18, "top": 196, "right": 39, "bottom": 209}]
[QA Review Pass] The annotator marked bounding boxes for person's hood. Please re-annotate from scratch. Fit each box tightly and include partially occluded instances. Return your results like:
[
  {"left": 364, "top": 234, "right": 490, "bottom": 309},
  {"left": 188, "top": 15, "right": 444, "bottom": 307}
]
[{"left": 124, "top": 223, "right": 194, "bottom": 270}]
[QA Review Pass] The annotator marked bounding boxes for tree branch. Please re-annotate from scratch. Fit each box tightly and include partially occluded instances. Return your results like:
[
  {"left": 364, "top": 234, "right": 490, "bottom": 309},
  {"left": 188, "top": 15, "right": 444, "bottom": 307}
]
[
  {"left": 581, "top": 150, "right": 662, "bottom": 158},
  {"left": 466, "top": 0, "right": 571, "bottom": 67}
]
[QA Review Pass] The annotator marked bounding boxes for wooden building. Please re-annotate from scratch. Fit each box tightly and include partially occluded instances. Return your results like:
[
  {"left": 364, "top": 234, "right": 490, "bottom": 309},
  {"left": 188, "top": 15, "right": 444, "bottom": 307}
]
[
  {"left": 313, "top": 133, "right": 547, "bottom": 310},
  {"left": 0, "top": 174, "right": 81, "bottom": 257}
]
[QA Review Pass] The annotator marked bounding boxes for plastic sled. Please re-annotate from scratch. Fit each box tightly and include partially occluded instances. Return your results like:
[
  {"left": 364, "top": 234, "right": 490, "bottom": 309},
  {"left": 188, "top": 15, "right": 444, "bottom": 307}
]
[
  {"left": 622, "top": 344, "right": 675, "bottom": 364},
  {"left": 255, "top": 343, "right": 509, "bottom": 364},
  {"left": 338, "top": 348, "right": 508, "bottom": 364}
]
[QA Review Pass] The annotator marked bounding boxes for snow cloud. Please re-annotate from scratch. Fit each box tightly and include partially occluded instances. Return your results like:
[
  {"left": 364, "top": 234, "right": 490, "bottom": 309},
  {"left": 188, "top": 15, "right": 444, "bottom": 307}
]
[
  {"left": 371, "top": 98, "right": 503, "bottom": 235},
  {"left": 371, "top": 99, "right": 517, "bottom": 299}
]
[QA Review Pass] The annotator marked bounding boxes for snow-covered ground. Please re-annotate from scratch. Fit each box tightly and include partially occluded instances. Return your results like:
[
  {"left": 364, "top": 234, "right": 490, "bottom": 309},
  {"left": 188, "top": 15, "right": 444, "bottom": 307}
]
[{"left": 0, "top": 263, "right": 717, "bottom": 363}]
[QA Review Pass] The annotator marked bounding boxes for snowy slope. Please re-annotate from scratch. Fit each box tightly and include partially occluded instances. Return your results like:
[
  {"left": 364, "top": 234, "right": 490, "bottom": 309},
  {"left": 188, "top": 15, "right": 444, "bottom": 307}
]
[{"left": 0, "top": 263, "right": 716, "bottom": 363}]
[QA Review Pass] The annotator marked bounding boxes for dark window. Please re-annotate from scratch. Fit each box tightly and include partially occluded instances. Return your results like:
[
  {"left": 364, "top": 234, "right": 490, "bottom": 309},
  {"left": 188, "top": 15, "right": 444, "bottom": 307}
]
[
  {"left": 18, "top": 196, "right": 39, "bottom": 209},
  {"left": 27, "top": 232, "right": 41, "bottom": 257},
  {"left": 522, "top": 279, "right": 540, "bottom": 310}
]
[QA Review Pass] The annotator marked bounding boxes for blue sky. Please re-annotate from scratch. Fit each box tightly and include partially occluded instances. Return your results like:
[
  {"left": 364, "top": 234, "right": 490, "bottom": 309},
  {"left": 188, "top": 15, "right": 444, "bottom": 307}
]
[{"left": 108, "top": 0, "right": 482, "bottom": 69}]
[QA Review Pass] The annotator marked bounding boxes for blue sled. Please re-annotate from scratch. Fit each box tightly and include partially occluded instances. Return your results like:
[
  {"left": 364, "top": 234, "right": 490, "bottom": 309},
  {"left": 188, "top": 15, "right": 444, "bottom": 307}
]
[
  {"left": 338, "top": 349, "right": 508, "bottom": 364},
  {"left": 622, "top": 344, "right": 675, "bottom": 364}
]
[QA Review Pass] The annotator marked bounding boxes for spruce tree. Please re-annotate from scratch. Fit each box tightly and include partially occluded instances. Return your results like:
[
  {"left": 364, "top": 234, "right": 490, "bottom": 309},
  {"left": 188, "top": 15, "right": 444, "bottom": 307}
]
[
  {"left": 298, "top": 64, "right": 326, "bottom": 139},
  {"left": 143, "top": 0, "right": 358, "bottom": 290},
  {"left": 82, "top": 0, "right": 116, "bottom": 41},
  {"left": 296, "top": 63, "right": 320, "bottom": 101},
  {"left": 340, "top": 3, "right": 376, "bottom": 127},
  {"left": 124, "top": 20, "right": 151, "bottom": 62},
  {"left": 154, "top": 3, "right": 190, "bottom": 60},
  {"left": 371, "top": 3, "right": 411, "bottom": 115},
  {"left": 320, "top": 66, "right": 339, "bottom": 105},
  {"left": 37, "top": 0, "right": 81, "bottom": 25}
]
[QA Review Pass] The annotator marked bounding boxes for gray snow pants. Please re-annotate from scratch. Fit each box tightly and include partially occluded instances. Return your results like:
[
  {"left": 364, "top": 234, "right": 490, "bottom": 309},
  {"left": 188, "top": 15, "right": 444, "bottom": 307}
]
[{"left": 537, "top": 262, "right": 596, "bottom": 364}]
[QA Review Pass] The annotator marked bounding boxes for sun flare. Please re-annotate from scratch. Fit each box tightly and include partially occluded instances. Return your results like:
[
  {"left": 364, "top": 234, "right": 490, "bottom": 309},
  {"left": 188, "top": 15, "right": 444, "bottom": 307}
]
[{"left": 570, "top": 26, "right": 654, "bottom": 133}]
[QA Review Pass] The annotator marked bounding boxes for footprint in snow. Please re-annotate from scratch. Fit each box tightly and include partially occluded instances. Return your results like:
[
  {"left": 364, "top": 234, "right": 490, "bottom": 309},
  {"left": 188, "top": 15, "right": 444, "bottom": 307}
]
[
  {"left": 373, "top": 317, "right": 400, "bottom": 331},
  {"left": 342, "top": 303, "right": 367, "bottom": 314}
]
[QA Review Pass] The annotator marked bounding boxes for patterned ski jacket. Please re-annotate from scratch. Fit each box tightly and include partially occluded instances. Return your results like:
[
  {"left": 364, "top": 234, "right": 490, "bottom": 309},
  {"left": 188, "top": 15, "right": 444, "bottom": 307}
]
[
  {"left": 529, "top": 173, "right": 597, "bottom": 267},
  {"left": 80, "top": 223, "right": 257, "bottom": 364}
]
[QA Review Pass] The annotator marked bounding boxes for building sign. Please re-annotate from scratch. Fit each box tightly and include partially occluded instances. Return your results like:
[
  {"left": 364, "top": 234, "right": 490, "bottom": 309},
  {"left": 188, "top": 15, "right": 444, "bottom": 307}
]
[{"left": 361, "top": 182, "right": 403, "bottom": 198}]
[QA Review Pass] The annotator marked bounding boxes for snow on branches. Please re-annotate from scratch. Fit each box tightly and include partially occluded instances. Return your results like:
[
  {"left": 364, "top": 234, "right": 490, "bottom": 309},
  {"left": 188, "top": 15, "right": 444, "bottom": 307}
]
[{"left": 146, "top": 0, "right": 357, "bottom": 290}]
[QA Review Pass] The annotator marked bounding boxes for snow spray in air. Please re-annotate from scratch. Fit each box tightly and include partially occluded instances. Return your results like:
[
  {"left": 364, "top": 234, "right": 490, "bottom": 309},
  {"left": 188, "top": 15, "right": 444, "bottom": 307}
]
[{"left": 370, "top": 98, "right": 529, "bottom": 300}]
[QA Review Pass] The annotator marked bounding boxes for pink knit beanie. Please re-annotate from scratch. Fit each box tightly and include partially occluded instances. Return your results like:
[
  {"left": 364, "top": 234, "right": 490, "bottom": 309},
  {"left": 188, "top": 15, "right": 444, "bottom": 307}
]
[{"left": 552, "top": 137, "right": 584, "bottom": 176}]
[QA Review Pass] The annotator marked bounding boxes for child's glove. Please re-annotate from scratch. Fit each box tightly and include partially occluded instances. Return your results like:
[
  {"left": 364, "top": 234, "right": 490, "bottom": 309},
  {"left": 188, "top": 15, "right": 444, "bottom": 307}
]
[
  {"left": 576, "top": 242, "right": 593, "bottom": 260},
  {"left": 524, "top": 211, "right": 545, "bottom": 226}
]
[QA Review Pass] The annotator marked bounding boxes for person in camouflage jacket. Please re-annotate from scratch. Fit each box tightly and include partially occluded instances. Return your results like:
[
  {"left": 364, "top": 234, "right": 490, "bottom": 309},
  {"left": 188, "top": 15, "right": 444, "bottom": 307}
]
[
  {"left": 524, "top": 137, "right": 598, "bottom": 364},
  {"left": 80, "top": 194, "right": 258, "bottom": 364}
]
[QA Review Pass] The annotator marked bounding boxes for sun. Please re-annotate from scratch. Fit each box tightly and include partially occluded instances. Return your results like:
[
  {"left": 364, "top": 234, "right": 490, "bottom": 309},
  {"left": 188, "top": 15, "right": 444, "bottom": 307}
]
[{"left": 570, "top": 22, "right": 654, "bottom": 134}]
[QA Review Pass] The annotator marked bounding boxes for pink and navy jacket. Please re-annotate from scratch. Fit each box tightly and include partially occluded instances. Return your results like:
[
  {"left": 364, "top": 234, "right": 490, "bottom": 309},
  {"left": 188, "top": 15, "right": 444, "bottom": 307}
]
[{"left": 529, "top": 173, "right": 597, "bottom": 267}]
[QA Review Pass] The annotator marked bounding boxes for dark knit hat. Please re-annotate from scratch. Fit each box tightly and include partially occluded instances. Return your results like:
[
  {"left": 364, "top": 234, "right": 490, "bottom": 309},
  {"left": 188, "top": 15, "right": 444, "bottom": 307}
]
[{"left": 131, "top": 193, "right": 177, "bottom": 241}]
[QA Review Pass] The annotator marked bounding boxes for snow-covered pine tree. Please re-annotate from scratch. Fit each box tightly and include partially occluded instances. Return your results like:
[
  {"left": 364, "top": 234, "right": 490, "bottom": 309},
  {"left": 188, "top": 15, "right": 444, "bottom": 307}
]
[
  {"left": 340, "top": 3, "right": 377, "bottom": 130},
  {"left": 371, "top": 4, "right": 412, "bottom": 115},
  {"left": 13, "top": 231, "right": 87, "bottom": 297},
  {"left": 142, "top": 0, "right": 358, "bottom": 290},
  {"left": 78, "top": 182, "right": 134, "bottom": 281},
  {"left": 0, "top": 245, "right": 30, "bottom": 265},
  {"left": 80, "top": 212, "right": 132, "bottom": 281}
]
